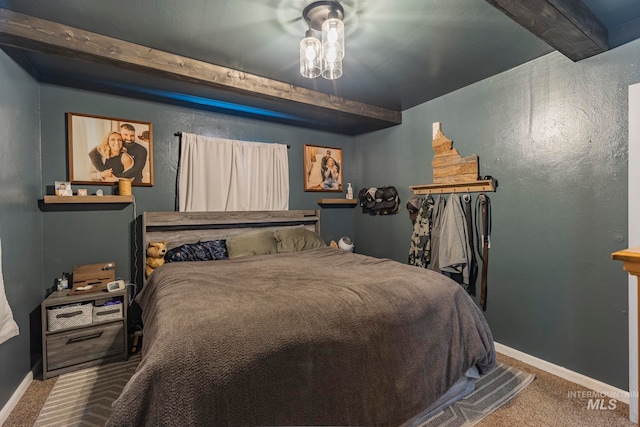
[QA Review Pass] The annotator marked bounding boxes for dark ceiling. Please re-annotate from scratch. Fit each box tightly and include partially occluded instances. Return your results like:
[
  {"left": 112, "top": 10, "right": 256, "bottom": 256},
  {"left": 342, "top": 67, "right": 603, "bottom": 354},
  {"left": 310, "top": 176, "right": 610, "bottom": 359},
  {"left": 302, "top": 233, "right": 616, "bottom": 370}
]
[{"left": 0, "top": 0, "right": 639, "bottom": 134}]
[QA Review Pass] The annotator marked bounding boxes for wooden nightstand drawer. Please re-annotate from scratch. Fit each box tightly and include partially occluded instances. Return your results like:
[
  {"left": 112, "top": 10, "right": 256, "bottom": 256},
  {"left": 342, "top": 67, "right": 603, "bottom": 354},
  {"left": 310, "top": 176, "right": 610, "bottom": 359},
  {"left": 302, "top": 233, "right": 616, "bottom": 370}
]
[{"left": 47, "top": 323, "right": 124, "bottom": 371}]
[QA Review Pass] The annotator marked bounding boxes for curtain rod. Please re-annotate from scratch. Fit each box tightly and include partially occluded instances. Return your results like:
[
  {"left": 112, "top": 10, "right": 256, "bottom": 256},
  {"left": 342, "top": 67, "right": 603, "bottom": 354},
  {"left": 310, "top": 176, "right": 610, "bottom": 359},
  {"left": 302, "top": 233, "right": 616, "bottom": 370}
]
[{"left": 175, "top": 132, "right": 290, "bottom": 149}]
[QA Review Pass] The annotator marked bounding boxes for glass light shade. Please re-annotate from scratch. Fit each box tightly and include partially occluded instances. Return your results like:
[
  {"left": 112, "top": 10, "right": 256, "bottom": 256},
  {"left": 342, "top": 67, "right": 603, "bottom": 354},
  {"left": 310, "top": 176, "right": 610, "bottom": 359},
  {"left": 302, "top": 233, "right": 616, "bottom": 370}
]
[
  {"left": 300, "top": 36, "right": 321, "bottom": 78},
  {"left": 322, "top": 18, "right": 344, "bottom": 61},
  {"left": 322, "top": 58, "right": 342, "bottom": 80}
]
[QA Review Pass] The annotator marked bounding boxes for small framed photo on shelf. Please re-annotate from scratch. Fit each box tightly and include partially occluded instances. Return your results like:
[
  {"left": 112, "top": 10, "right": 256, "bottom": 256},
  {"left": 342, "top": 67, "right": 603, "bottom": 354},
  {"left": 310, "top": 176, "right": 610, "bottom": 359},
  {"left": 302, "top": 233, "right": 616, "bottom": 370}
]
[
  {"left": 77, "top": 188, "right": 88, "bottom": 196},
  {"left": 55, "top": 181, "right": 73, "bottom": 196}
]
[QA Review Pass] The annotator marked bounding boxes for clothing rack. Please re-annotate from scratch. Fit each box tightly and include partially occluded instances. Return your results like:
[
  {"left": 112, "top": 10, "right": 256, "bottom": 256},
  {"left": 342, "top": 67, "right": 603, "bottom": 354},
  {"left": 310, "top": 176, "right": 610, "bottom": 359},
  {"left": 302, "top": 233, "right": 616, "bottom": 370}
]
[
  {"left": 410, "top": 179, "right": 496, "bottom": 195},
  {"left": 174, "top": 132, "right": 290, "bottom": 149}
]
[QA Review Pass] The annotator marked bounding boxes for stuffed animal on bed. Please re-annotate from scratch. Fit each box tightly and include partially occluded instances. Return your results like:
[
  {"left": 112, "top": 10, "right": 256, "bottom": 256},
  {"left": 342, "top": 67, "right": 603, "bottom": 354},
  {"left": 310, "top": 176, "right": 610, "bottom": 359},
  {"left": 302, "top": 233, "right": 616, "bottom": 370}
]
[{"left": 146, "top": 241, "right": 168, "bottom": 277}]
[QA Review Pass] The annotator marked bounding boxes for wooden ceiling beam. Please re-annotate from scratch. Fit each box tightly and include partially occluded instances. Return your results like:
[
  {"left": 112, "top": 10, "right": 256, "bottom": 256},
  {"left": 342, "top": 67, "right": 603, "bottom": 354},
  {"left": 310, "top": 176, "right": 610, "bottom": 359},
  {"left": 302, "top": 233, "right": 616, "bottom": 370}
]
[
  {"left": 484, "top": 0, "right": 608, "bottom": 61},
  {"left": 0, "top": 8, "right": 401, "bottom": 129}
]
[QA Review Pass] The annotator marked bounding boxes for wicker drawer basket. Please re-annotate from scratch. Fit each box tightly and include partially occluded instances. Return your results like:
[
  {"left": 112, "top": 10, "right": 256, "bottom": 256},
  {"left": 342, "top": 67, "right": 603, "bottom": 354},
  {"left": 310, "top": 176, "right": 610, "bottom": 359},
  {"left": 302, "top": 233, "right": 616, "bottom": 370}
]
[
  {"left": 92, "top": 303, "right": 123, "bottom": 323},
  {"left": 47, "top": 303, "right": 92, "bottom": 332}
]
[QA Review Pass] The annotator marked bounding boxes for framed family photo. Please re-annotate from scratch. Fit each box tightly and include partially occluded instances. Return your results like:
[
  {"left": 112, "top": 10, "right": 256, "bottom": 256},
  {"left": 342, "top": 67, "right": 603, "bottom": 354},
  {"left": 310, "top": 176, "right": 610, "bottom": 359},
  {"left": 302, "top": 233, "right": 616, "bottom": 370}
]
[
  {"left": 303, "top": 144, "right": 343, "bottom": 192},
  {"left": 54, "top": 181, "right": 72, "bottom": 196},
  {"left": 67, "top": 112, "right": 154, "bottom": 186}
]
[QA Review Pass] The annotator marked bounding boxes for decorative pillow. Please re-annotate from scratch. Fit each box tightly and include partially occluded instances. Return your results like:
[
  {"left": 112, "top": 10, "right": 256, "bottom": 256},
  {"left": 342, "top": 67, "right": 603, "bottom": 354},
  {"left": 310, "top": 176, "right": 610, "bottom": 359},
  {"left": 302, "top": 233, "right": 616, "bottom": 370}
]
[
  {"left": 274, "top": 227, "right": 326, "bottom": 253},
  {"left": 164, "top": 240, "right": 229, "bottom": 263},
  {"left": 225, "top": 230, "right": 278, "bottom": 259}
]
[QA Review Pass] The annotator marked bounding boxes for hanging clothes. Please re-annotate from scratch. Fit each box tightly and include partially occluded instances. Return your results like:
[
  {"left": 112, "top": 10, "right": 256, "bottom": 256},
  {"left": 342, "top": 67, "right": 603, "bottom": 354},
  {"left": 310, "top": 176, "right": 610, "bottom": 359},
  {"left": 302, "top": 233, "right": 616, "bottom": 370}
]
[
  {"left": 408, "top": 195, "right": 434, "bottom": 267},
  {"left": 427, "top": 195, "right": 446, "bottom": 273},
  {"left": 438, "top": 194, "right": 473, "bottom": 287}
]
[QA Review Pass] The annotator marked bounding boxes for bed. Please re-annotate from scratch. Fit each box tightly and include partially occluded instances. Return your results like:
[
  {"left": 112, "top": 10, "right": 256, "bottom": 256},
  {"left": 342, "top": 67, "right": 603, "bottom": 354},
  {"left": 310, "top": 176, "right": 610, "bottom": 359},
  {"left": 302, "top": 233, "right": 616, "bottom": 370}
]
[{"left": 108, "top": 210, "right": 495, "bottom": 426}]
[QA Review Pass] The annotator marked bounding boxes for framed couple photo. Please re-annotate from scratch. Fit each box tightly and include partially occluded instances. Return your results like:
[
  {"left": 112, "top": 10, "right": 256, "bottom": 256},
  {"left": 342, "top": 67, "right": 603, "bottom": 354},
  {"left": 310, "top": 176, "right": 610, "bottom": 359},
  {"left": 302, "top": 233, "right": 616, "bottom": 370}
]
[
  {"left": 303, "top": 144, "right": 343, "bottom": 192},
  {"left": 67, "top": 112, "right": 154, "bottom": 186}
]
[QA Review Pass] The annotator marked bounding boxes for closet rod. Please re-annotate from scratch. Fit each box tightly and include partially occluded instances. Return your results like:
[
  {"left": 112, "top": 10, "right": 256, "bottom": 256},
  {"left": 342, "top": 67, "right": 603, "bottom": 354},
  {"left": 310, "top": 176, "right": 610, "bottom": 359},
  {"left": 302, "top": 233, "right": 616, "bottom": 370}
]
[{"left": 174, "top": 132, "right": 290, "bottom": 149}]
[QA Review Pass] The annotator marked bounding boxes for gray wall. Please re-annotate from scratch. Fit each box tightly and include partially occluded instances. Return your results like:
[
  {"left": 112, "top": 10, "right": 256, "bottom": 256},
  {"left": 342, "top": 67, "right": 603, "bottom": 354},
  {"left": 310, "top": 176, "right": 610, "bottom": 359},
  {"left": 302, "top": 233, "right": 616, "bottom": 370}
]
[
  {"left": 355, "top": 41, "right": 640, "bottom": 389},
  {"left": 0, "top": 51, "right": 44, "bottom": 408}
]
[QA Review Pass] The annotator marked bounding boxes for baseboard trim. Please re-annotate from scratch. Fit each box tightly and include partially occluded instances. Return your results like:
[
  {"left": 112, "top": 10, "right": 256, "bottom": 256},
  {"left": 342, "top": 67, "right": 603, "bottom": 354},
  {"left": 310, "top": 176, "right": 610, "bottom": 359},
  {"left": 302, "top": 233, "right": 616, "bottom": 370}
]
[
  {"left": 495, "top": 341, "right": 629, "bottom": 405},
  {"left": 0, "top": 370, "right": 33, "bottom": 425}
]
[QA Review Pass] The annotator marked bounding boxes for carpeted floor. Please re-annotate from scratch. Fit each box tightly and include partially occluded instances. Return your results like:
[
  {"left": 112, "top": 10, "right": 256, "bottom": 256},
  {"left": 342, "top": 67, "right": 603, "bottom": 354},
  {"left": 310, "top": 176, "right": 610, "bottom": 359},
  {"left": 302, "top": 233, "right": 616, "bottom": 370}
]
[
  {"left": 477, "top": 354, "right": 635, "bottom": 427},
  {"left": 3, "top": 352, "right": 635, "bottom": 426}
]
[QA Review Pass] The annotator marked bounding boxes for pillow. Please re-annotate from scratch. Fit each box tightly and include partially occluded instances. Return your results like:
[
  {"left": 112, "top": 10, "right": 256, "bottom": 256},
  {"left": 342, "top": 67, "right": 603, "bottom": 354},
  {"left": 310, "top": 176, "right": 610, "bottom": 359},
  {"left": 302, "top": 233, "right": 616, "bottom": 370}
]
[
  {"left": 274, "top": 227, "right": 326, "bottom": 253},
  {"left": 164, "top": 240, "right": 229, "bottom": 263},
  {"left": 225, "top": 230, "right": 278, "bottom": 259}
]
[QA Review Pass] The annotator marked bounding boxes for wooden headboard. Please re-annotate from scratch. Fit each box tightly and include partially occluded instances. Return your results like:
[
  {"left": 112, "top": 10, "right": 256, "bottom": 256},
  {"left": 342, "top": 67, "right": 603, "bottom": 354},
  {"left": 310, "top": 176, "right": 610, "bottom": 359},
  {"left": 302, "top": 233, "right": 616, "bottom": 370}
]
[{"left": 142, "top": 210, "right": 321, "bottom": 252}]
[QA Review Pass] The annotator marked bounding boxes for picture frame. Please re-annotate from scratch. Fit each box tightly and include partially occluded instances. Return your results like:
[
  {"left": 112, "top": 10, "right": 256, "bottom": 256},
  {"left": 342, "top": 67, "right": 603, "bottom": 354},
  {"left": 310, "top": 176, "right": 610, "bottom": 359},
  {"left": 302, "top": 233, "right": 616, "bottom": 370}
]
[
  {"left": 303, "top": 144, "right": 343, "bottom": 192},
  {"left": 55, "top": 181, "right": 72, "bottom": 196},
  {"left": 67, "top": 112, "right": 153, "bottom": 186}
]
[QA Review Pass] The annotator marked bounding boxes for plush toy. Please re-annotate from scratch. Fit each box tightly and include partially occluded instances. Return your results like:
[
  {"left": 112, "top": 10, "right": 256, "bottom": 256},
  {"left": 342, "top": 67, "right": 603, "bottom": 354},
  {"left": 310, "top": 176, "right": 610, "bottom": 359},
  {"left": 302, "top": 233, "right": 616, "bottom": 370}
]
[{"left": 146, "top": 241, "right": 168, "bottom": 277}]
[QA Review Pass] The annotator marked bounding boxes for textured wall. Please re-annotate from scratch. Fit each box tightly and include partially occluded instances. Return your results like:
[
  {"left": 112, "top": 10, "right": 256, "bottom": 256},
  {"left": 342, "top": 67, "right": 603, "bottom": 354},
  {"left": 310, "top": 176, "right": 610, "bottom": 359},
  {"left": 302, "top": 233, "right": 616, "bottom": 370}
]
[
  {"left": 354, "top": 41, "right": 640, "bottom": 389},
  {"left": 39, "top": 85, "right": 355, "bottom": 289},
  {"left": 0, "top": 52, "right": 43, "bottom": 410}
]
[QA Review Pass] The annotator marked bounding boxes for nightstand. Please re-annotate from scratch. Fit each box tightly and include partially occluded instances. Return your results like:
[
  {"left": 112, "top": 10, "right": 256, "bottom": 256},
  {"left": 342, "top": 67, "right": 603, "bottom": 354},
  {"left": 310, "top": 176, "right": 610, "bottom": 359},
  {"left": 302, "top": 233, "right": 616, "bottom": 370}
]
[{"left": 41, "top": 288, "right": 128, "bottom": 379}]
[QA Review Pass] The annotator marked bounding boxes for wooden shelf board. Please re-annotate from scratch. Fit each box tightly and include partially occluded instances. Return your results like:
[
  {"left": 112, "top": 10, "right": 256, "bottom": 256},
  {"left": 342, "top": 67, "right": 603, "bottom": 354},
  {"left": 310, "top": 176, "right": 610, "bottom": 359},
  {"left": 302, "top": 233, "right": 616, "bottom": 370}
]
[
  {"left": 43, "top": 195, "right": 133, "bottom": 204},
  {"left": 612, "top": 247, "right": 640, "bottom": 262},
  {"left": 410, "top": 179, "right": 496, "bottom": 195},
  {"left": 317, "top": 198, "right": 358, "bottom": 206}
]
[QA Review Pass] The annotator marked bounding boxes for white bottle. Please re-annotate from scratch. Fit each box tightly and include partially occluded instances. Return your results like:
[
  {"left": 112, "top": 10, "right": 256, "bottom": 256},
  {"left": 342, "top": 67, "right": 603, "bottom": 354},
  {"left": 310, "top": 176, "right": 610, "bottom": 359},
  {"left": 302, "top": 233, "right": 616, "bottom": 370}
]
[{"left": 346, "top": 183, "right": 353, "bottom": 199}]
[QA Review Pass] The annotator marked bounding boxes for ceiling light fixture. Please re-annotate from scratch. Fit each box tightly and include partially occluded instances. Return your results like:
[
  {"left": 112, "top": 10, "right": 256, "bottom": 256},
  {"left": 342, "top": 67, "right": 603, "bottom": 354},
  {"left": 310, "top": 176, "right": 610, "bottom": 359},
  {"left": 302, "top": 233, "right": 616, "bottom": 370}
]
[{"left": 300, "top": 1, "right": 345, "bottom": 80}]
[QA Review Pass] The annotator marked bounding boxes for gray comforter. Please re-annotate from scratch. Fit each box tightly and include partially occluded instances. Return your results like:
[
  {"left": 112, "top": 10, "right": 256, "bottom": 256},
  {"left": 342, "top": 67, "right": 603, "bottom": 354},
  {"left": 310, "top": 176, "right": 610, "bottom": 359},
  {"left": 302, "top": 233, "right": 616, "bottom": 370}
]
[{"left": 108, "top": 248, "right": 495, "bottom": 426}]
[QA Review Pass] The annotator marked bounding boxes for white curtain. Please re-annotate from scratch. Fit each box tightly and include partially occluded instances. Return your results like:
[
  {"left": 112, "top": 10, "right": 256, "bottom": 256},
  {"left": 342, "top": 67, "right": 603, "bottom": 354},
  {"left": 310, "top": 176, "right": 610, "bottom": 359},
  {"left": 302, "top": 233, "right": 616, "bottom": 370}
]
[
  {"left": 178, "top": 133, "right": 289, "bottom": 211},
  {"left": 0, "top": 238, "right": 19, "bottom": 345}
]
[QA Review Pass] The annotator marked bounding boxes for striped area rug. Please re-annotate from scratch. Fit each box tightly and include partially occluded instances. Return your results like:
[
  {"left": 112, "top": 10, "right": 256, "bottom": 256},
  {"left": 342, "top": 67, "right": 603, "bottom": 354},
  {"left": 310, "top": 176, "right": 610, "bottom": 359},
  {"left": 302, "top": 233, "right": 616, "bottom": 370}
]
[
  {"left": 35, "top": 356, "right": 141, "bottom": 427},
  {"left": 419, "top": 362, "right": 535, "bottom": 427},
  {"left": 35, "top": 357, "right": 532, "bottom": 427}
]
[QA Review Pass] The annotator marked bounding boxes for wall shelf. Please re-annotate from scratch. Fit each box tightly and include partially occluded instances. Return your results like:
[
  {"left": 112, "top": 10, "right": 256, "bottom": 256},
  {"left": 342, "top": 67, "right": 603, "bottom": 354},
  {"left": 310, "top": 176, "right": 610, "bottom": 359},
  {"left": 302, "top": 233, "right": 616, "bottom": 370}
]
[
  {"left": 317, "top": 198, "right": 358, "bottom": 207},
  {"left": 43, "top": 195, "right": 133, "bottom": 204},
  {"left": 39, "top": 195, "right": 133, "bottom": 212},
  {"left": 410, "top": 179, "right": 496, "bottom": 195}
]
